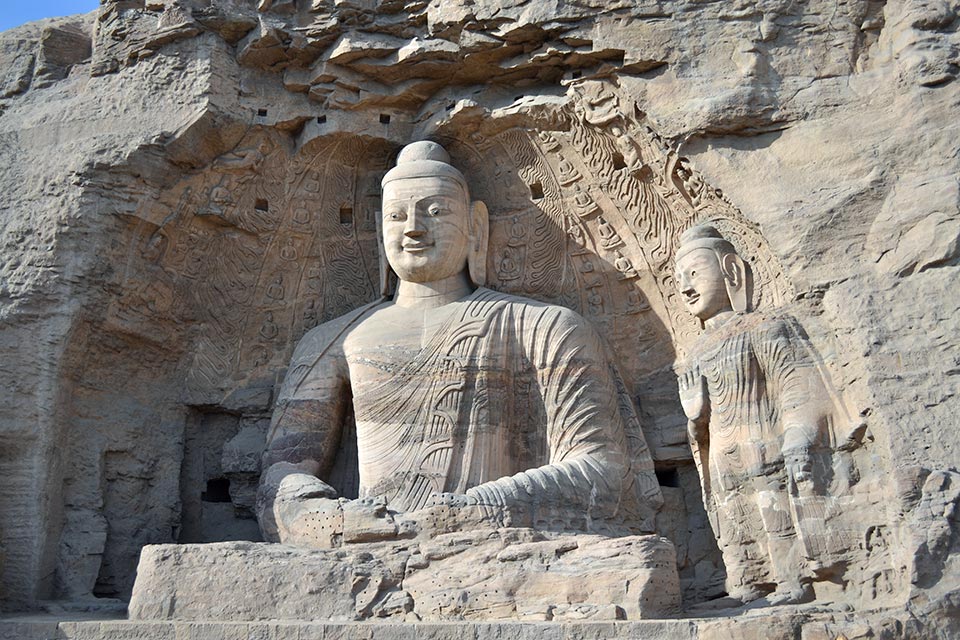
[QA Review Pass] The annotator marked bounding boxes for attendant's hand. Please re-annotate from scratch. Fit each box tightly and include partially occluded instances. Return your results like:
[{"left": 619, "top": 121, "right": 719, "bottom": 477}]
[
  {"left": 678, "top": 367, "right": 709, "bottom": 438},
  {"left": 783, "top": 445, "right": 814, "bottom": 495}
]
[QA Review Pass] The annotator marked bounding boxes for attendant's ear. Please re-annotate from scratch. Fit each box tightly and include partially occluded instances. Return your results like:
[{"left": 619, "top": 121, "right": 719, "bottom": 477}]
[
  {"left": 375, "top": 210, "right": 396, "bottom": 297},
  {"left": 468, "top": 200, "right": 489, "bottom": 287},
  {"left": 720, "top": 252, "right": 750, "bottom": 313}
]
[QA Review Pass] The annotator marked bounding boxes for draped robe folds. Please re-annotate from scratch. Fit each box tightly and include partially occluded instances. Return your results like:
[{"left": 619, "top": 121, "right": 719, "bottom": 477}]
[
  {"left": 682, "top": 312, "right": 840, "bottom": 594},
  {"left": 263, "top": 288, "right": 661, "bottom": 535}
]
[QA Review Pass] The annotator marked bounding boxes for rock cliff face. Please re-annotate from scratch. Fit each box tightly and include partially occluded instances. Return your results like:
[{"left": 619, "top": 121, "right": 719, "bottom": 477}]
[{"left": 0, "top": 0, "right": 957, "bottom": 633}]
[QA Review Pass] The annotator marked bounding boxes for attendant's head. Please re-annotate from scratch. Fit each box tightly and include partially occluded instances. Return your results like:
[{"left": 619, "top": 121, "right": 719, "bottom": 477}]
[
  {"left": 674, "top": 224, "right": 750, "bottom": 322},
  {"left": 379, "top": 141, "right": 488, "bottom": 293}
]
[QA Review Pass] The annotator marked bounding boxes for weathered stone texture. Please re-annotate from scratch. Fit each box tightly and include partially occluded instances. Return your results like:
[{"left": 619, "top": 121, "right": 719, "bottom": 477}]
[
  {"left": 128, "top": 535, "right": 679, "bottom": 622},
  {"left": 0, "top": 0, "right": 957, "bottom": 636}
]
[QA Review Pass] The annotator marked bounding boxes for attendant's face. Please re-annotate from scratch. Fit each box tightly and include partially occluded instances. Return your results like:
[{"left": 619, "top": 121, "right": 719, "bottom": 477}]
[
  {"left": 382, "top": 177, "right": 470, "bottom": 284},
  {"left": 675, "top": 248, "right": 732, "bottom": 321}
]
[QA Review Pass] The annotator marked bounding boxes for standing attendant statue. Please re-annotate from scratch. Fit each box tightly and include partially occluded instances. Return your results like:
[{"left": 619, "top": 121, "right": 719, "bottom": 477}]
[{"left": 674, "top": 224, "right": 847, "bottom": 607}]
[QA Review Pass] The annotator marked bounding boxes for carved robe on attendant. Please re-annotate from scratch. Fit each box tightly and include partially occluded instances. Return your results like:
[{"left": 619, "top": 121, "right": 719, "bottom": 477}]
[
  {"left": 683, "top": 312, "right": 838, "bottom": 596},
  {"left": 266, "top": 288, "right": 660, "bottom": 536}
]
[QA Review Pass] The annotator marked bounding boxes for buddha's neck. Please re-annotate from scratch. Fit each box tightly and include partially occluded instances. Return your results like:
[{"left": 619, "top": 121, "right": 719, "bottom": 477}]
[
  {"left": 394, "top": 271, "right": 475, "bottom": 309},
  {"left": 704, "top": 309, "right": 735, "bottom": 331}
]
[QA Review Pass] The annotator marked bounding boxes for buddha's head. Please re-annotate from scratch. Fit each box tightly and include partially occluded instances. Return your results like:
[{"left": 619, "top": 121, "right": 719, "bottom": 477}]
[
  {"left": 674, "top": 224, "right": 751, "bottom": 323},
  {"left": 378, "top": 141, "right": 488, "bottom": 294}
]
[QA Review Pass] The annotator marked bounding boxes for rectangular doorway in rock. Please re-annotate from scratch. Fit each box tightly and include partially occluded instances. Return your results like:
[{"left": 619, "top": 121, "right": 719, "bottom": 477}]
[{"left": 178, "top": 410, "right": 262, "bottom": 543}]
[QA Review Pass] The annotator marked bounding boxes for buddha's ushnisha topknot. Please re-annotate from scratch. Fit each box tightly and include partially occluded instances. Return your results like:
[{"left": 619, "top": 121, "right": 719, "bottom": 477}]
[
  {"left": 395, "top": 140, "right": 451, "bottom": 165},
  {"left": 382, "top": 140, "right": 468, "bottom": 196}
]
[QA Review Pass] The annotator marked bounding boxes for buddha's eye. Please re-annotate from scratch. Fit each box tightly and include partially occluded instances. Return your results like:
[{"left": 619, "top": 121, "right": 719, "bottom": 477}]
[
  {"left": 386, "top": 211, "right": 403, "bottom": 221},
  {"left": 691, "top": 270, "right": 697, "bottom": 278},
  {"left": 427, "top": 204, "right": 442, "bottom": 217}
]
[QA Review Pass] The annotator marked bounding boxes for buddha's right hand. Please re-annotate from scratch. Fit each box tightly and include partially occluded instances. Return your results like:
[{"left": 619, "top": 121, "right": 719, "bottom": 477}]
[
  {"left": 276, "top": 495, "right": 345, "bottom": 548},
  {"left": 272, "top": 472, "right": 343, "bottom": 548},
  {"left": 279, "top": 490, "right": 409, "bottom": 547}
]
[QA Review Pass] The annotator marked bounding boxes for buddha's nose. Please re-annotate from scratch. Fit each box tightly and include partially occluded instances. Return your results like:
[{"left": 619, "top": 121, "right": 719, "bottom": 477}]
[{"left": 404, "top": 210, "right": 426, "bottom": 237}]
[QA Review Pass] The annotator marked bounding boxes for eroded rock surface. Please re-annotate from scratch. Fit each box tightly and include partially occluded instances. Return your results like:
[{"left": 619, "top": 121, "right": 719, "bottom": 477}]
[
  {"left": 128, "top": 533, "right": 680, "bottom": 622},
  {"left": 0, "top": 0, "right": 957, "bottom": 637}
]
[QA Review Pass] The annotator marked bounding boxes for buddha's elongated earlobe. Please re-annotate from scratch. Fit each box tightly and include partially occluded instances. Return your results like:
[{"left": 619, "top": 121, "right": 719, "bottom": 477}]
[
  {"left": 375, "top": 210, "right": 397, "bottom": 297},
  {"left": 720, "top": 252, "right": 750, "bottom": 313},
  {"left": 468, "top": 200, "right": 489, "bottom": 287}
]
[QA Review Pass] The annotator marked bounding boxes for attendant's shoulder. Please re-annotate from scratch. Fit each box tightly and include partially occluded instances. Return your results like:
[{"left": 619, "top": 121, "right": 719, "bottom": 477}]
[{"left": 741, "top": 311, "right": 801, "bottom": 342}]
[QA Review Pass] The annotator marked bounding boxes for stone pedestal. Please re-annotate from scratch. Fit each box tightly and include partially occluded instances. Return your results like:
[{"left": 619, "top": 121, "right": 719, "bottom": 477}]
[
  {"left": 128, "top": 530, "right": 680, "bottom": 623},
  {"left": 1, "top": 617, "right": 699, "bottom": 640}
]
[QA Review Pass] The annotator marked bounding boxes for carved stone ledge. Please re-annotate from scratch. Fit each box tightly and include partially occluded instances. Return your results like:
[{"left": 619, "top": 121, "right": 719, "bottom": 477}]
[{"left": 128, "top": 535, "right": 680, "bottom": 623}]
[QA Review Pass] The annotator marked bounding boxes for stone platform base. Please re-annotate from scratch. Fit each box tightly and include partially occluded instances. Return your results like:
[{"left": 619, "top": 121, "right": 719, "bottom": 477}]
[
  {"left": 2, "top": 617, "right": 697, "bottom": 640},
  {"left": 128, "top": 532, "right": 680, "bottom": 622},
  {"left": 1, "top": 606, "right": 947, "bottom": 640}
]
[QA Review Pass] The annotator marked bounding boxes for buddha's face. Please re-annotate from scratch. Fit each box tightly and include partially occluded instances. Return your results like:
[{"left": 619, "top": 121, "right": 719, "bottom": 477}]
[
  {"left": 381, "top": 176, "right": 470, "bottom": 284},
  {"left": 674, "top": 247, "right": 732, "bottom": 321}
]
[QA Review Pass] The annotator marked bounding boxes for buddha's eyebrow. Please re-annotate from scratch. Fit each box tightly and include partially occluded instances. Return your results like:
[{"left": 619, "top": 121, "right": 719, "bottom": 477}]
[{"left": 384, "top": 193, "right": 459, "bottom": 205}]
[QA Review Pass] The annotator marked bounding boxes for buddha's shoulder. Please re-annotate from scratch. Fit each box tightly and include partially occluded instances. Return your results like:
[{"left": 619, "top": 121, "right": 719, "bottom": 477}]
[
  {"left": 471, "top": 288, "right": 591, "bottom": 328},
  {"left": 292, "top": 299, "right": 389, "bottom": 360}
]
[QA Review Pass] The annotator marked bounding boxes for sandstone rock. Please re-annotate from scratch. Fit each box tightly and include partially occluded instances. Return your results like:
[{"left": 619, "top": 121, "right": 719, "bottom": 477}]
[
  {"left": 128, "top": 533, "right": 680, "bottom": 622},
  {"left": 33, "top": 23, "right": 91, "bottom": 87},
  {"left": 0, "top": 1, "right": 955, "bottom": 638}
]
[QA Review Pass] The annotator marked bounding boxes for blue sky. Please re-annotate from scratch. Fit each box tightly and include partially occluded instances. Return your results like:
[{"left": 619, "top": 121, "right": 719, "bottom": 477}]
[{"left": 1, "top": 1, "right": 100, "bottom": 33}]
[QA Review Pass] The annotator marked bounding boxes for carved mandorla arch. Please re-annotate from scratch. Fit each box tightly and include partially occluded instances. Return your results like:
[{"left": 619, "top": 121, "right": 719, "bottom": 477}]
[{"left": 132, "top": 80, "right": 796, "bottom": 468}]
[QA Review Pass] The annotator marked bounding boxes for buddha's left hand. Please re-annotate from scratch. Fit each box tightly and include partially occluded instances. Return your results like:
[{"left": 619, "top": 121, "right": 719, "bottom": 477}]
[{"left": 403, "top": 492, "right": 504, "bottom": 538}]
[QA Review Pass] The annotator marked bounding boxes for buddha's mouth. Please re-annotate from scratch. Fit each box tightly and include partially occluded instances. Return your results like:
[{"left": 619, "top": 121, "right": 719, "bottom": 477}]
[
  {"left": 684, "top": 293, "right": 700, "bottom": 305},
  {"left": 402, "top": 242, "right": 433, "bottom": 253}
]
